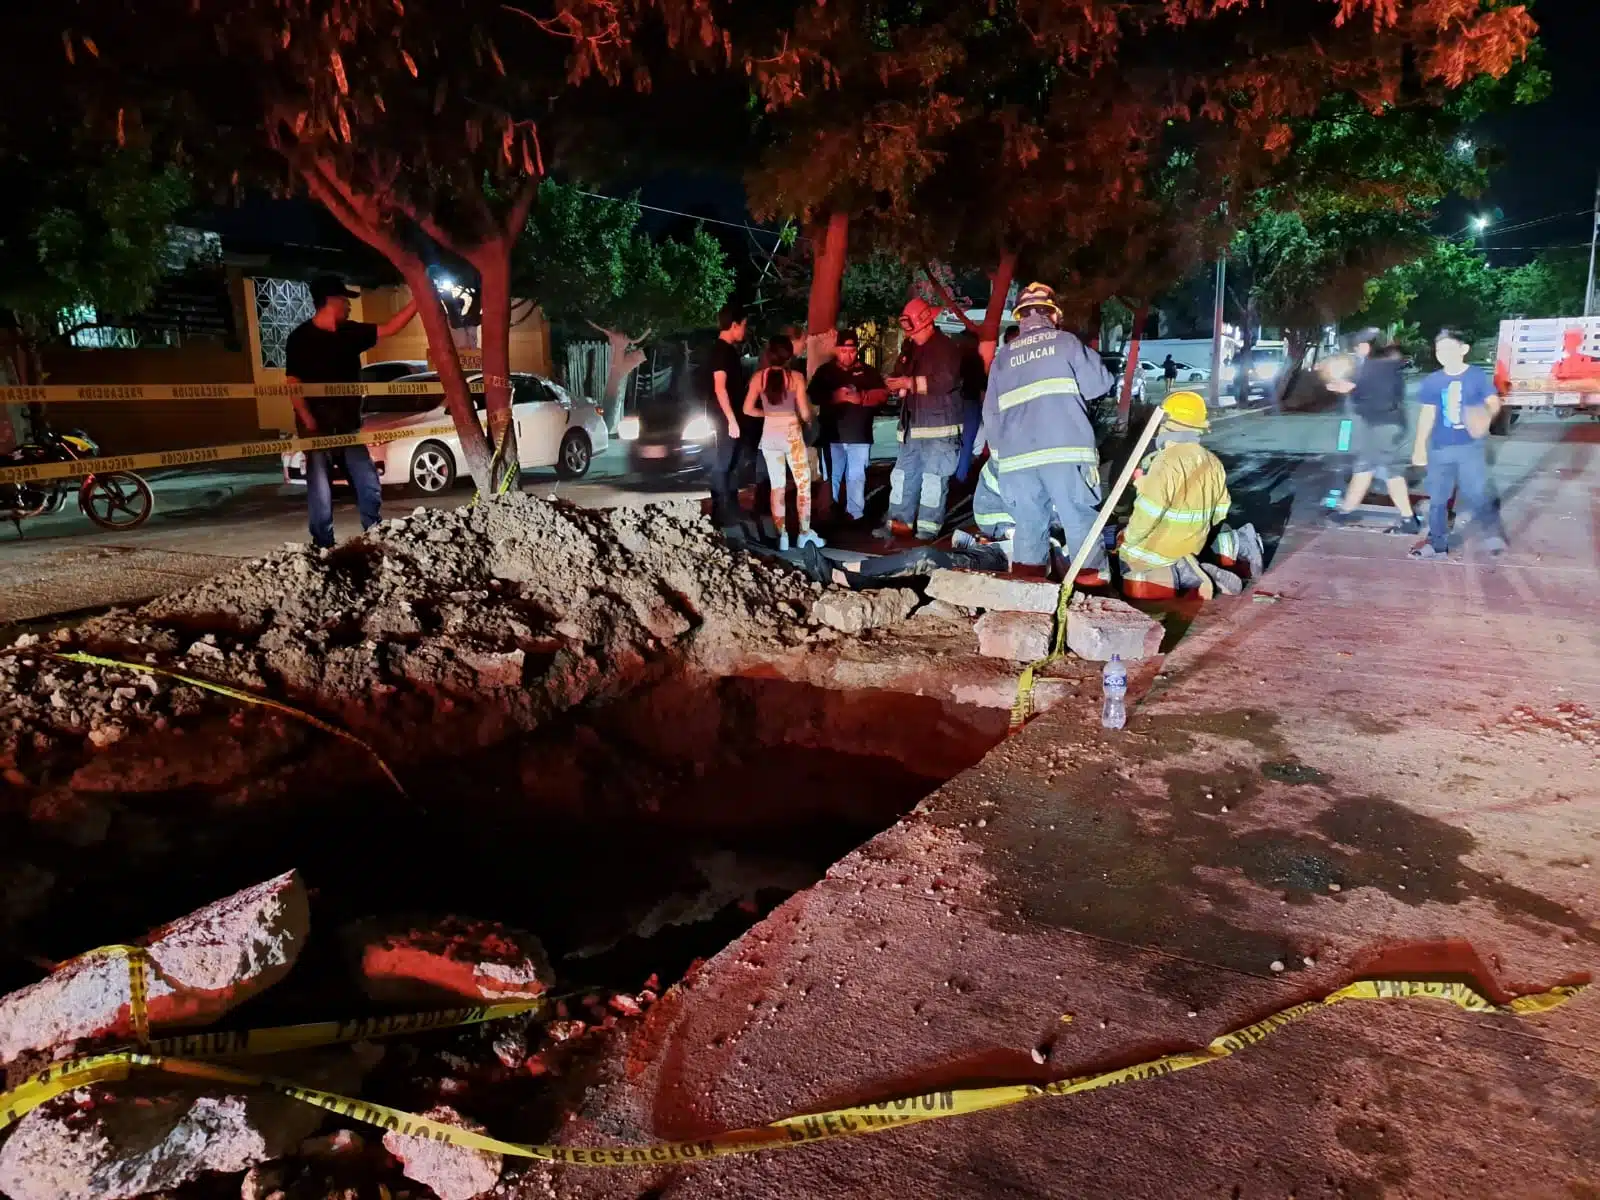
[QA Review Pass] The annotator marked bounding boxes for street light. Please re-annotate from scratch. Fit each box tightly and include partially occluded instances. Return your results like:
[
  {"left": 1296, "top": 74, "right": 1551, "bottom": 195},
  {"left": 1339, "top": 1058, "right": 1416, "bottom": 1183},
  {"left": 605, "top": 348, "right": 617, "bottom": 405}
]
[{"left": 1470, "top": 214, "right": 1491, "bottom": 233}]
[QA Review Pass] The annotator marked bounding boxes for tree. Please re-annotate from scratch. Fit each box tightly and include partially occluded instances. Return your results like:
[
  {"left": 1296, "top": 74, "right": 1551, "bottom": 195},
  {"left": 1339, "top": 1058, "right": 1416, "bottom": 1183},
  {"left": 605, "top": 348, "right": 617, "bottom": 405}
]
[
  {"left": 1355, "top": 238, "right": 1504, "bottom": 346},
  {"left": 513, "top": 181, "right": 733, "bottom": 429},
  {"left": 40, "top": 0, "right": 737, "bottom": 490},
  {"left": 1499, "top": 249, "right": 1589, "bottom": 319}
]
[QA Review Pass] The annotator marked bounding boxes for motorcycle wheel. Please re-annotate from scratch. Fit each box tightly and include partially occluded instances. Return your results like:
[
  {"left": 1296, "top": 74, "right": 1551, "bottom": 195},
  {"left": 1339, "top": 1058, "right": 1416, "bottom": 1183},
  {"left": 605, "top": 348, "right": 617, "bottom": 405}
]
[{"left": 80, "top": 472, "right": 154, "bottom": 530}]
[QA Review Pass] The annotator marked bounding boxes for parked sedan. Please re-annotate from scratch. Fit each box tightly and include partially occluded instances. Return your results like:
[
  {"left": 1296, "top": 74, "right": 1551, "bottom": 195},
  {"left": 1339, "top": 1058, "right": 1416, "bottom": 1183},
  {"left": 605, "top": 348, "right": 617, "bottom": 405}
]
[{"left": 282, "top": 372, "right": 608, "bottom": 495}]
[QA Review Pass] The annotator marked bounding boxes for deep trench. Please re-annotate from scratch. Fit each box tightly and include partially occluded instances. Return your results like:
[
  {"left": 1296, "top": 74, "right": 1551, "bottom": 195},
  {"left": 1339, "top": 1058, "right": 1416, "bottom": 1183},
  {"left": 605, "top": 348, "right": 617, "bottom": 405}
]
[{"left": 4, "top": 671, "right": 1007, "bottom": 1023}]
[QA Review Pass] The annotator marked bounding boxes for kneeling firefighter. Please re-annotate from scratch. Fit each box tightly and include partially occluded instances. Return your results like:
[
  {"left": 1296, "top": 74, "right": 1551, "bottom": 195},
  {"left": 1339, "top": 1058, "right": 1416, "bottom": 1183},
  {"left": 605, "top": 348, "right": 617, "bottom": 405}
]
[{"left": 978, "top": 282, "right": 1116, "bottom": 580}]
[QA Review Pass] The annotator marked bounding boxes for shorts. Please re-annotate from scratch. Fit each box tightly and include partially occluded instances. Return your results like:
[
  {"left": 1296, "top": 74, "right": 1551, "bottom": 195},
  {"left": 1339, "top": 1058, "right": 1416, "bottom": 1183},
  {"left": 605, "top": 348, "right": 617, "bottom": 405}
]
[{"left": 1352, "top": 417, "right": 1406, "bottom": 481}]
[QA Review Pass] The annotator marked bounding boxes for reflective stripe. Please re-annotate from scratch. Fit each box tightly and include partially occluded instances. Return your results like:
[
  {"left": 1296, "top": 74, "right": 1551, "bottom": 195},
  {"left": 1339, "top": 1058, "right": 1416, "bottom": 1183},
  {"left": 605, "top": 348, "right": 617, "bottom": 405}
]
[
  {"left": 916, "top": 520, "right": 942, "bottom": 535},
  {"left": 909, "top": 424, "right": 962, "bottom": 439},
  {"left": 1120, "top": 541, "right": 1173, "bottom": 567},
  {"left": 974, "top": 510, "right": 1013, "bottom": 525},
  {"left": 1135, "top": 495, "right": 1213, "bottom": 523},
  {"left": 995, "top": 445, "right": 1097, "bottom": 472},
  {"left": 997, "top": 377, "right": 1080, "bottom": 411},
  {"left": 980, "top": 460, "right": 1000, "bottom": 488}
]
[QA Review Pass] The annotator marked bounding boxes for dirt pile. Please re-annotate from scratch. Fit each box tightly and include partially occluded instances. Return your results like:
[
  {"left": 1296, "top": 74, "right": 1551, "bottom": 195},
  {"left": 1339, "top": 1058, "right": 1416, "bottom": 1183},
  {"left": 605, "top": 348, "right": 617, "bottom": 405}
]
[{"left": 0, "top": 496, "right": 819, "bottom": 780}]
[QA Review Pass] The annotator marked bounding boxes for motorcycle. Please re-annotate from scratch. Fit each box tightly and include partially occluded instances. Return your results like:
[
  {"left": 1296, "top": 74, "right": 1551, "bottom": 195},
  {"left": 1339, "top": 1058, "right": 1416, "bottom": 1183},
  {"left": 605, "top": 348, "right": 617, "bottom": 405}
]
[{"left": 1, "top": 426, "right": 154, "bottom": 533}]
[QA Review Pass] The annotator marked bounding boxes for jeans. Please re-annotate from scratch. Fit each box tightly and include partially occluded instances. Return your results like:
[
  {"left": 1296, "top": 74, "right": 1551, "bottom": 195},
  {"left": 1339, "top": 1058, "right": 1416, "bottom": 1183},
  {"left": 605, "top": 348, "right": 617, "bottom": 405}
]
[
  {"left": 709, "top": 421, "right": 755, "bottom": 522},
  {"left": 829, "top": 442, "right": 871, "bottom": 518},
  {"left": 888, "top": 436, "right": 960, "bottom": 539},
  {"left": 1425, "top": 440, "right": 1504, "bottom": 552},
  {"left": 1006, "top": 462, "right": 1107, "bottom": 570},
  {"left": 306, "top": 445, "right": 381, "bottom": 549},
  {"left": 954, "top": 397, "right": 983, "bottom": 483}
]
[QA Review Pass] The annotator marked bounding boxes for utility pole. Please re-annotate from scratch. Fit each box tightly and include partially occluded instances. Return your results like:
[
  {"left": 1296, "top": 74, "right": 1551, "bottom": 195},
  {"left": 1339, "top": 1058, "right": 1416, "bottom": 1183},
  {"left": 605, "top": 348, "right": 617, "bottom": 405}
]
[
  {"left": 1586, "top": 169, "right": 1599, "bottom": 318},
  {"left": 1207, "top": 257, "right": 1227, "bottom": 407}
]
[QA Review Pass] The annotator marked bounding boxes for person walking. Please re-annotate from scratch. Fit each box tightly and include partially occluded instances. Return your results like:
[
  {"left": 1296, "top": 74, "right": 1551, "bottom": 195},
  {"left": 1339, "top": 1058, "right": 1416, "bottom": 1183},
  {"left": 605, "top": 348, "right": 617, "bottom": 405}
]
[
  {"left": 877, "top": 297, "right": 966, "bottom": 541},
  {"left": 744, "top": 335, "right": 824, "bottom": 551},
  {"left": 809, "top": 330, "right": 887, "bottom": 522},
  {"left": 285, "top": 274, "right": 418, "bottom": 549},
  {"left": 705, "top": 306, "right": 752, "bottom": 526},
  {"left": 1162, "top": 354, "right": 1178, "bottom": 391},
  {"left": 1326, "top": 329, "right": 1420, "bottom": 534},
  {"left": 979, "top": 282, "right": 1116, "bottom": 581},
  {"left": 1409, "top": 327, "right": 1507, "bottom": 559}
]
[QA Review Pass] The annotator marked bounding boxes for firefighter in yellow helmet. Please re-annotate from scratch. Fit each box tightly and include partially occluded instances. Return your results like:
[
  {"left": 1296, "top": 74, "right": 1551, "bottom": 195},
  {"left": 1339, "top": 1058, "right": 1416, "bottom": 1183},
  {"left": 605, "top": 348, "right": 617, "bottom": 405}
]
[{"left": 1118, "top": 391, "right": 1263, "bottom": 597}]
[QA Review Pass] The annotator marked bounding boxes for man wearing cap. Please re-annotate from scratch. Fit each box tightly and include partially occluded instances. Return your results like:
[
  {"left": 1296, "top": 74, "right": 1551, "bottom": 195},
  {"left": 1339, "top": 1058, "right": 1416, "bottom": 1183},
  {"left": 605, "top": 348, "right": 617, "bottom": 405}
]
[
  {"left": 878, "top": 297, "right": 968, "bottom": 540},
  {"left": 285, "top": 274, "right": 419, "bottom": 549},
  {"left": 979, "top": 282, "right": 1116, "bottom": 580},
  {"left": 809, "top": 330, "right": 887, "bottom": 522},
  {"left": 1118, "top": 390, "right": 1262, "bottom": 597}
]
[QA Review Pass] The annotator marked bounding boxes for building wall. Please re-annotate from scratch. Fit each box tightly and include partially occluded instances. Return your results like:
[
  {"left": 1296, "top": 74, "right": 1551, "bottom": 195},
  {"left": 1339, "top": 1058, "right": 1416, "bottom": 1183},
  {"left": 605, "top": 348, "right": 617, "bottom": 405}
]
[{"left": 359, "top": 287, "right": 552, "bottom": 377}]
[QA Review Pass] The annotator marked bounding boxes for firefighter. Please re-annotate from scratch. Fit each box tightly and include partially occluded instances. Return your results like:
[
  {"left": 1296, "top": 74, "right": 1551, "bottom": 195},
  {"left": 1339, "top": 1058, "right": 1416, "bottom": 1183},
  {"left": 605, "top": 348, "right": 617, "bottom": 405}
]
[
  {"left": 979, "top": 282, "right": 1116, "bottom": 581},
  {"left": 1118, "top": 390, "right": 1262, "bottom": 597},
  {"left": 878, "top": 297, "right": 967, "bottom": 541}
]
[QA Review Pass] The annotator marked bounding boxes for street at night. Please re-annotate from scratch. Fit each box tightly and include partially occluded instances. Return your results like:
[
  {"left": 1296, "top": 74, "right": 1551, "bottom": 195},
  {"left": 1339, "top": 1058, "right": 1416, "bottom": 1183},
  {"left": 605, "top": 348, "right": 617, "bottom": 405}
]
[{"left": 1, "top": 1, "right": 1597, "bottom": 1199}]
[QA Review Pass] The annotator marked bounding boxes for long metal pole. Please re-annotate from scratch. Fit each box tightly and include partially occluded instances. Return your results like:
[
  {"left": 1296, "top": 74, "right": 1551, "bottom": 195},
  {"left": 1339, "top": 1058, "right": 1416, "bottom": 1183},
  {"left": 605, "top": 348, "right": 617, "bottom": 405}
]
[
  {"left": 1208, "top": 257, "right": 1226, "bottom": 406},
  {"left": 1585, "top": 169, "right": 1599, "bottom": 318}
]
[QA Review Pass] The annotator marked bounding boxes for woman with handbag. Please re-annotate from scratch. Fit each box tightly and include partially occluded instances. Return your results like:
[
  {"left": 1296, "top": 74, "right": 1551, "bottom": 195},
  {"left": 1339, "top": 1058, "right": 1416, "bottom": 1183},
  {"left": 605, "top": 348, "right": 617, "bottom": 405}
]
[{"left": 743, "top": 334, "right": 825, "bottom": 550}]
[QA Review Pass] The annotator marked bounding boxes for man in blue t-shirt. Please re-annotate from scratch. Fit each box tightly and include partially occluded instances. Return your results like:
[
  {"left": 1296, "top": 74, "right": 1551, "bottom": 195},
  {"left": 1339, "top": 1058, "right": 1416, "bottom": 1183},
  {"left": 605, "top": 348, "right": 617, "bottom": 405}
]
[{"left": 1409, "top": 327, "right": 1507, "bottom": 559}]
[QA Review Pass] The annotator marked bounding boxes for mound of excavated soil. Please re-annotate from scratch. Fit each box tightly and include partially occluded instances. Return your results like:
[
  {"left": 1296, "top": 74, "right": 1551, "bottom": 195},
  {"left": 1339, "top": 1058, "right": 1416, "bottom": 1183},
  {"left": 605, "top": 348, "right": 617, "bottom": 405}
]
[{"left": 0, "top": 497, "right": 819, "bottom": 778}]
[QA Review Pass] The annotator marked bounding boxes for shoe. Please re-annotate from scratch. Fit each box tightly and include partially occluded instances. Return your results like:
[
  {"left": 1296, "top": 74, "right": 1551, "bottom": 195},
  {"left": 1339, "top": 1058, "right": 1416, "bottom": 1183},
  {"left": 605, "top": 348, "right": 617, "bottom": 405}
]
[
  {"left": 1408, "top": 543, "right": 1446, "bottom": 560},
  {"left": 1326, "top": 510, "right": 1360, "bottom": 526},
  {"left": 1385, "top": 515, "right": 1422, "bottom": 536},
  {"left": 796, "top": 529, "right": 824, "bottom": 549},
  {"left": 1074, "top": 568, "right": 1109, "bottom": 588},
  {"left": 872, "top": 520, "right": 914, "bottom": 539},
  {"left": 777, "top": 532, "right": 790, "bottom": 551},
  {"left": 1481, "top": 535, "right": 1507, "bottom": 557},
  {"left": 1200, "top": 563, "right": 1244, "bottom": 595}
]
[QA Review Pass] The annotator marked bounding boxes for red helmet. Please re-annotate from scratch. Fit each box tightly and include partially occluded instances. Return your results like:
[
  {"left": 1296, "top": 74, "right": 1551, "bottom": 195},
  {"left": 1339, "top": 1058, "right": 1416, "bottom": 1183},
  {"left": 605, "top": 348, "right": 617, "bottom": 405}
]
[{"left": 899, "top": 297, "right": 939, "bottom": 336}]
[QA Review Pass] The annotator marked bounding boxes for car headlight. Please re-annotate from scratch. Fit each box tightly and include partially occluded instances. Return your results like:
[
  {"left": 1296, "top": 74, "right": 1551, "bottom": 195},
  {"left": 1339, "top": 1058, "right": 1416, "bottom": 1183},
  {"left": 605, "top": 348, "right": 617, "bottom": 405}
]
[
  {"left": 1253, "top": 363, "right": 1281, "bottom": 380},
  {"left": 618, "top": 416, "right": 641, "bottom": 441},
  {"left": 682, "top": 414, "right": 715, "bottom": 441}
]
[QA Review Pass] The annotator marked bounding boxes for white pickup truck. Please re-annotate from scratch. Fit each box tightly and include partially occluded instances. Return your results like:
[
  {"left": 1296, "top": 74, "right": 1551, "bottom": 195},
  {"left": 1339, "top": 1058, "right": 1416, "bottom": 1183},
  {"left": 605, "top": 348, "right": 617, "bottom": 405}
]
[{"left": 1493, "top": 317, "right": 1600, "bottom": 413}]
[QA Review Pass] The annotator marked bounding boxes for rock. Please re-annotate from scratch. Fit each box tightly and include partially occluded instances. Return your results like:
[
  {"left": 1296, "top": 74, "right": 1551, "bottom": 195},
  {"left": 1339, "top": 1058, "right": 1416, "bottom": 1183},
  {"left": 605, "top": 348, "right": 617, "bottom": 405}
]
[
  {"left": 811, "top": 588, "right": 917, "bottom": 635},
  {"left": 925, "top": 569, "right": 1059, "bottom": 615},
  {"left": 0, "top": 870, "right": 309, "bottom": 1065},
  {"left": 382, "top": 1106, "right": 502, "bottom": 1200},
  {"left": 974, "top": 611, "right": 1054, "bottom": 662},
  {"left": 1064, "top": 594, "right": 1164, "bottom": 661},
  {"left": 344, "top": 916, "right": 552, "bottom": 1007},
  {"left": 0, "top": 1045, "right": 371, "bottom": 1200},
  {"left": 913, "top": 598, "right": 970, "bottom": 623}
]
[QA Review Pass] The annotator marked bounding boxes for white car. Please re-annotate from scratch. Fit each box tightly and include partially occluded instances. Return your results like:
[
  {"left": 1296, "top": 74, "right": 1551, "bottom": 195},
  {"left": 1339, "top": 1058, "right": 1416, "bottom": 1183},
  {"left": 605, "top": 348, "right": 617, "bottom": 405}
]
[
  {"left": 1139, "top": 358, "right": 1211, "bottom": 383},
  {"left": 282, "top": 371, "right": 609, "bottom": 495}
]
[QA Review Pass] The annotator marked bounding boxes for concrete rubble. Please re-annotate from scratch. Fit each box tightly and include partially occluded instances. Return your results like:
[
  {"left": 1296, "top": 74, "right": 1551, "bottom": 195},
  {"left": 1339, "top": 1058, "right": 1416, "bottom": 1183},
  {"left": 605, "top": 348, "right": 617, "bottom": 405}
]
[
  {"left": 1063, "top": 593, "right": 1165, "bottom": 661},
  {"left": 0, "top": 870, "right": 308, "bottom": 1066},
  {"left": 973, "top": 611, "right": 1053, "bottom": 662},
  {"left": 382, "top": 1105, "right": 502, "bottom": 1200},
  {"left": 343, "top": 915, "right": 553, "bottom": 1006},
  {"left": 810, "top": 587, "right": 919, "bottom": 635},
  {"left": 924, "top": 568, "right": 1060, "bottom": 614}
]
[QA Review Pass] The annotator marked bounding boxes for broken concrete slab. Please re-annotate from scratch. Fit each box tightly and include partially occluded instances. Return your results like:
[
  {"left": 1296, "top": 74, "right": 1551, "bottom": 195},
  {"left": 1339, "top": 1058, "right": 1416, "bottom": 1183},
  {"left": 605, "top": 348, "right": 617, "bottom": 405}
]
[
  {"left": 1065, "top": 594, "right": 1164, "bottom": 661},
  {"left": 0, "top": 870, "right": 308, "bottom": 1066},
  {"left": 0, "top": 1046, "right": 375, "bottom": 1200},
  {"left": 811, "top": 588, "right": 918, "bottom": 635},
  {"left": 382, "top": 1105, "right": 502, "bottom": 1200},
  {"left": 974, "top": 611, "right": 1054, "bottom": 662},
  {"left": 344, "top": 915, "right": 552, "bottom": 1007},
  {"left": 925, "top": 569, "right": 1059, "bottom": 615}
]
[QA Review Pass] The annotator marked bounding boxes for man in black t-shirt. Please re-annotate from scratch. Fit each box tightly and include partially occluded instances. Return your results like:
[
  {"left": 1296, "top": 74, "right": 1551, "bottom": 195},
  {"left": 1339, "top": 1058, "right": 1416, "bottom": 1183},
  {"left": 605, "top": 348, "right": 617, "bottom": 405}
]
[
  {"left": 808, "top": 330, "right": 886, "bottom": 520},
  {"left": 704, "top": 306, "right": 752, "bottom": 525},
  {"left": 285, "top": 274, "right": 418, "bottom": 548}
]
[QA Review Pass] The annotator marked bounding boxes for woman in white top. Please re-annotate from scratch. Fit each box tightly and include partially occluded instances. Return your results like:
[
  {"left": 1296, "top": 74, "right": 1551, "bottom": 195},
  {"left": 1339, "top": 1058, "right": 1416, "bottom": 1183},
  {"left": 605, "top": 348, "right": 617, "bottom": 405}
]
[{"left": 743, "top": 334, "right": 824, "bottom": 550}]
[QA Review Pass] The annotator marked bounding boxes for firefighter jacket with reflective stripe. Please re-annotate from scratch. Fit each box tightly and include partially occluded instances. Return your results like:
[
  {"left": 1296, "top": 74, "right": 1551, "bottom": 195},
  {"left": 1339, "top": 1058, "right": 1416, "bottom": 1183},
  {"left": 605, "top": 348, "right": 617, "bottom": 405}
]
[
  {"left": 980, "top": 318, "right": 1115, "bottom": 473},
  {"left": 901, "top": 329, "right": 966, "bottom": 440},
  {"left": 1119, "top": 440, "right": 1232, "bottom": 570},
  {"left": 973, "top": 457, "right": 1013, "bottom": 531}
]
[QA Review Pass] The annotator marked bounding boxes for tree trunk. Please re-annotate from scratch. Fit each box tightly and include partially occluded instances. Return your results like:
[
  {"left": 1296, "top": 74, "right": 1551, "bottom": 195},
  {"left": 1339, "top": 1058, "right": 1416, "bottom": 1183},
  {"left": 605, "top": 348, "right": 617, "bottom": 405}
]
[
  {"left": 397, "top": 261, "right": 495, "bottom": 488},
  {"left": 1117, "top": 300, "right": 1150, "bottom": 425},
  {"left": 977, "top": 251, "right": 1018, "bottom": 364},
  {"left": 596, "top": 327, "right": 647, "bottom": 433},
  {"left": 804, "top": 212, "right": 849, "bottom": 381},
  {"left": 475, "top": 248, "right": 519, "bottom": 493}
]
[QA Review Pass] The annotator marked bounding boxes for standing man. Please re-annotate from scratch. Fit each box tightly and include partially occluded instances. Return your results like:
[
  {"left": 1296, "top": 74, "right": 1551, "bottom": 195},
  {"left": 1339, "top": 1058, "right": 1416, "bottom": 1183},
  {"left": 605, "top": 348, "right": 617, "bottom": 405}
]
[
  {"left": 878, "top": 297, "right": 966, "bottom": 541},
  {"left": 980, "top": 282, "right": 1116, "bottom": 581},
  {"left": 1326, "top": 329, "right": 1419, "bottom": 534},
  {"left": 1409, "top": 327, "right": 1508, "bottom": 559},
  {"left": 1162, "top": 354, "right": 1178, "bottom": 391},
  {"left": 705, "top": 306, "right": 751, "bottom": 526},
  {"left": 808, "top": 330, "right": 887, "bottom": 522},
  {"left": 286, "top": 274, "right": 418, "bottom": 550}
]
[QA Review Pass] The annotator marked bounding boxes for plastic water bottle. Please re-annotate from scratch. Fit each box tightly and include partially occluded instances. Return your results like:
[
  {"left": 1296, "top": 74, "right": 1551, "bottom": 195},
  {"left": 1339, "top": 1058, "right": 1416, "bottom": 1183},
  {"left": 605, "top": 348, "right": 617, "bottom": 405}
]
[{"left": 1101, "top": 655, "right": 1128, "bottom": 730}]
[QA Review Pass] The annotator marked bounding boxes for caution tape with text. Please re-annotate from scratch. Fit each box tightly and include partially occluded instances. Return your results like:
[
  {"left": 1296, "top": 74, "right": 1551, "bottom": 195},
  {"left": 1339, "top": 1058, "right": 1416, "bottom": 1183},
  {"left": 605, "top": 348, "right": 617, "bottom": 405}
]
[
  {"left": 0, "top": 381, "right": 488, "bottom": 405},
  {"left": 0, "top": 978, "right": 1580, "bottom": 1167},
  {"left": 0, "top": 422, "right": 460, "bottom": 487}
]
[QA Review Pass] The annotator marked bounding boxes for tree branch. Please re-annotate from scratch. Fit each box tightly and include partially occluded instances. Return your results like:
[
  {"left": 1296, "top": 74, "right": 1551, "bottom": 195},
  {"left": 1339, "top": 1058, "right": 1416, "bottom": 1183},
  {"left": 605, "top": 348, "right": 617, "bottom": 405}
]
[
  {"left": 504, "top": 175, "right": 539, "bottom": 241},
  {"left": 922, "top": 264, "right": 981, "bottom": 337}
]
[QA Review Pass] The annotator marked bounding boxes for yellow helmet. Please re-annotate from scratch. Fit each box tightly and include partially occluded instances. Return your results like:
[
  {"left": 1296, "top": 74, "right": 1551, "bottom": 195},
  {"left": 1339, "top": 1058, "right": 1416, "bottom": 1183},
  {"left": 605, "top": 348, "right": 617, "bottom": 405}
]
[
  {"left": 1161, "top": 389, "right": 1209, "bottom": 431},
  {"left": 1011, "top": 281, "right": 1061, "bottom": 322}
]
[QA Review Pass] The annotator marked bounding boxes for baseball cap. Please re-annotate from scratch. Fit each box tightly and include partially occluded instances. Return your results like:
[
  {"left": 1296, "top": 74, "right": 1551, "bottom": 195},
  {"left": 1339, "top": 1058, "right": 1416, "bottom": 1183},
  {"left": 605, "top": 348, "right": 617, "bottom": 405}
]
[{"left": 308, "top": 274, "right": 360, "bottom": 306}]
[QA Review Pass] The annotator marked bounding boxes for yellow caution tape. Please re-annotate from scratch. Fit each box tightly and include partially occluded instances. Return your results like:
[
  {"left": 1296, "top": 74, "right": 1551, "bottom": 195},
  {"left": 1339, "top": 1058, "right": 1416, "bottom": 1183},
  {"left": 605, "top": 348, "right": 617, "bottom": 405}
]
[
  {"left": 50, "top": 652, "right": 406, "bottom": 798},
  {"left": 70, "top": 946, "right": 152, "bottom": 1045},
  {"left": 0, "top": 978, "right": 1579, "bottom": 1164},
  {"left": 0, "top": 381, "right": 486, "bottom": 405},
  {"left": 0, "top": 422, "right": 459, "bottom": 486}
]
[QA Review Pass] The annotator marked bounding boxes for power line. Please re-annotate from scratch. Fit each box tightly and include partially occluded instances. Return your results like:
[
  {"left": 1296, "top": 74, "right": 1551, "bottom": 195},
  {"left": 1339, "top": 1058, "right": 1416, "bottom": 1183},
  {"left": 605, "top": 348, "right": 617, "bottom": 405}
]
[{"left": 573, "top": 189, "right": 789, "bottom": 242}]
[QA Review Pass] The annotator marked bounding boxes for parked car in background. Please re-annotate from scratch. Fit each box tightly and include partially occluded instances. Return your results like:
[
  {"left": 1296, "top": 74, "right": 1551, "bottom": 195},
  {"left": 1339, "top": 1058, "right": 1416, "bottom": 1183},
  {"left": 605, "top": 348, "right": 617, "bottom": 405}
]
[
  {"left": 359, "top": 360, "right": 429, "bottom": 383},
  {"left": 1098, "top": 354, "right": 1146, "bottom": 405},
  {"left": 1136, "top": 358, "right": 1210, "bottom": 384},
  {"left": 282, "top": 371, "right": 608, "bottom": 495}
]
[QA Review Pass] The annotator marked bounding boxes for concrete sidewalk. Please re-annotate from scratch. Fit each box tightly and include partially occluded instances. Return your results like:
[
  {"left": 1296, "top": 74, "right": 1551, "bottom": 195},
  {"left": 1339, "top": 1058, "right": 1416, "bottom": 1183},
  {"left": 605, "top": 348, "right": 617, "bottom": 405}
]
[{"left": 548, "top": 419, "right": 1598, "bottom": 1198}]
